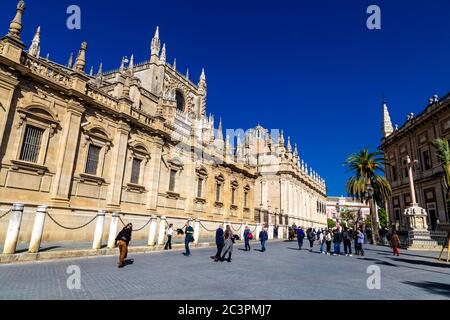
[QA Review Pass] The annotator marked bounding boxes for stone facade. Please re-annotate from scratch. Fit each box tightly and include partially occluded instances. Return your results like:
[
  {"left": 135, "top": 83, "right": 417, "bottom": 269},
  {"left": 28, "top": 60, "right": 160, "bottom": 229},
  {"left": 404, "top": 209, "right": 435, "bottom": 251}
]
[
  {"left": 326, "top": 196, "right": 370, "bottom": 221},
  {"left": 380, "top": 98, "right": 450, "bottom": 233},
  {"left": 0, "top": 1, "right": 326, "bottom": 244}
]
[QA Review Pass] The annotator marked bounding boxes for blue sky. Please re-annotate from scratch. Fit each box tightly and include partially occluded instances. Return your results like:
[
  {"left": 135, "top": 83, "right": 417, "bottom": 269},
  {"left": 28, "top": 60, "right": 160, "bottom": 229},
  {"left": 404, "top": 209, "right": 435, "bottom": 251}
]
[{"left": 2, "top": 0, "right": 450, "bottom": 196}]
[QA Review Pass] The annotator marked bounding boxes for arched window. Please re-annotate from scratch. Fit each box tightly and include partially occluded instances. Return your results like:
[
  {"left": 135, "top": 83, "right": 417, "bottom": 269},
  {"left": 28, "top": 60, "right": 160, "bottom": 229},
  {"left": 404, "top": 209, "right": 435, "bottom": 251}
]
[{"left": 175, "top": 90, "right": 185, "bottom": 112}]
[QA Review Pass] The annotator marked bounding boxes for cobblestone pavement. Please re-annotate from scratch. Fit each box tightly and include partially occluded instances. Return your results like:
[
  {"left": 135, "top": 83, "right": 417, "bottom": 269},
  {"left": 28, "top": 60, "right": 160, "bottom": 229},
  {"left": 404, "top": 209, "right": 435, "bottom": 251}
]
[{"left": 0, "top": 241, "right": 448, "bottom": 300}]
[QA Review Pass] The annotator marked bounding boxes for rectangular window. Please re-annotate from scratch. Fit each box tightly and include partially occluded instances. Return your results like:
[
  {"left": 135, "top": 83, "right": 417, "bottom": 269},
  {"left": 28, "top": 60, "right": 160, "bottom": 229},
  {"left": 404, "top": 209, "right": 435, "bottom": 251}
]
[
  {"left": 85, "top": 145, "right": 101, "bottom": 175},
  {"left": 244, "top": 191, "right": 248, "bottom": 208},
  {"left": 130, "top": 158, "right": 142, "bottom": 184},
  {"left": 197, "top": 178, "right": 203, "bottom": 198},
  {"left": 421, "top": 150, "right": 432, "bottom": 171},
  {"left": 394, "top": 208, "right": 400, "bottom": 221},
  {"left": 20, "top": 125, "right": 44, "bottom": 163},
  {"left": 402, "top": 160, "right": 408, "bottom": 178},
  {"left": 391, "top": 165, "right": 397, "bottom": 182},
  {"left": 231, "top": 188, "right": 236, "bottom": 205},
  {"left": 216, "top": 183, "right": 221, "bottom": 202},
  {"left": 169, "top": 169, "right": 177, "bottom": 191}
]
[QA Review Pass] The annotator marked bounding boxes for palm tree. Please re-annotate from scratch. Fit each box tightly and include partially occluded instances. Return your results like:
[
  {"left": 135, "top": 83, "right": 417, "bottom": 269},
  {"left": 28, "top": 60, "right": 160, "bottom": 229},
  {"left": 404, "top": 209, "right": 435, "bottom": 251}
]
[
  {"left": 432, "top": 138, "right": 450, "bottom": 209},
  {"left": 345, "top": 148, "right": 392, "bottom": 244}
]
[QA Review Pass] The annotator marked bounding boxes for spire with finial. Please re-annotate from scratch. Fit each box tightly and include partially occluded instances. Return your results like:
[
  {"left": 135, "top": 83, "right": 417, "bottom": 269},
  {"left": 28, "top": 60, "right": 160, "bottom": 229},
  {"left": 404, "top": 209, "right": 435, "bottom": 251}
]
[
  {"left": 119, "top": 56, "right": 126, "bottom": 73},
  {"left": 160, "top": 44, "right": 166, "bottom": 64},
  {"left": 216, "top": 117, "right": 224, "bottom": 141},
  {"left": 198, "top": 68, "right": 206, "bottom": 86},
  {"left": 382, "top": 96, "right": 394, "bottom": 138},
  {"left": 45, "top": 53, "right": 49, "bottom": 61},
  {"left": 29, "top": 26, "right": 41, "bottom": 57},
  {"left": 173, "top": 58, "right": 176, "bottom": 70},
  {"left": 89, "top": 66, "right": 94, "bottom": 76},
  {"left": 294, "top": 143, "right": 299, "bottom": 158},
  {"left": 287, "top": 136, "right": 292, "bottom": 153},
  {"left": 67, "top": 52, "right": 73, "bottom": 68},
  {"left": 186, "top": 68, "right": 189, "bottom": 81},
  {"left": 95, "top": 63, "right": 103, "bottom": 87},
  {"left": 128, "top": 54, "right": 134, "bottom": 76},
  {"left": 7, "top": 0, "right": 26, "bottom": 42},
  {"left": 74, "top": 42, "right": 87, "bottom": 73},
  {"left": 280, "top": 130, "right": 285, "bottom": 146},
  {"left": 151, "top": 26, "right": 161, "bottom": 58}
]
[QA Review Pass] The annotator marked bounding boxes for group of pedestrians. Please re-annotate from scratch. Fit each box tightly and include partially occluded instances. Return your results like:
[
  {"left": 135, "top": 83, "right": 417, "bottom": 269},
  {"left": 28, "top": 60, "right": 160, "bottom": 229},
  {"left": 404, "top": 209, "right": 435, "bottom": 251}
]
[{"left": 113, "top": 219, "right": 401, "bottom": 268}]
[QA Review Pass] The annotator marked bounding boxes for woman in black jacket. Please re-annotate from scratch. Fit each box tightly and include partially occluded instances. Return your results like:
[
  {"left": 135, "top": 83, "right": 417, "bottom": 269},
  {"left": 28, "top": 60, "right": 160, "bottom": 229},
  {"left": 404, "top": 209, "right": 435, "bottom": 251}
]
[{"left": 115, "top": 223, "right": 133, "bottom": 268}]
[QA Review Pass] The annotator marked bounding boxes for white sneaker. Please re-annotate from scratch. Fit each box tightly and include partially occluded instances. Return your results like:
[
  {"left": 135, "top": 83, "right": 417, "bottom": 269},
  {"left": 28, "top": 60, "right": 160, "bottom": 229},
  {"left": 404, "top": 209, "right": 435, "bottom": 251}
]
[
  {"left": 349, "top": 254, "right": 353, "bottom": 257},
  {"left": 322, "top": 252, "right": 325, "bottom": 254},
  {"left": 332, "top": 253, "right": 336, "bottom": 256},
  {"left": 345, "top": 254, "right": 348, "bottom": 256}
]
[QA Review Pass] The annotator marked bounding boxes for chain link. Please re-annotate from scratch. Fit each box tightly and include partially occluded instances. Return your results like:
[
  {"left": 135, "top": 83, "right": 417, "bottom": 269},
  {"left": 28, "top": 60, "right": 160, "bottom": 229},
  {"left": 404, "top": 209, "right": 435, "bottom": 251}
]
[
  {"left": 47, "top": 210, "right": 98, "bottom": 230},
  {"left": 199, "top": 221, "right": 217, "bottom": 232},
  {"left": 230, "top": 224, "right": 242, "bottom": 232},
  {"left": 0, "top": 209, "right": 12, "bottom": 220},
  {"left": 118, "top": 216, "right": 153, "bottom": 232}
]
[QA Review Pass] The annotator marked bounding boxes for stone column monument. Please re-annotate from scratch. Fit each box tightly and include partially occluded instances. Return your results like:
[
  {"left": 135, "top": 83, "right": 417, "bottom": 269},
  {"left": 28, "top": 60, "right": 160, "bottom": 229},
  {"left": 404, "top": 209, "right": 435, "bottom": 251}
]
[{"left": 404, "top": 156, "right": 438, "bottom": 250}]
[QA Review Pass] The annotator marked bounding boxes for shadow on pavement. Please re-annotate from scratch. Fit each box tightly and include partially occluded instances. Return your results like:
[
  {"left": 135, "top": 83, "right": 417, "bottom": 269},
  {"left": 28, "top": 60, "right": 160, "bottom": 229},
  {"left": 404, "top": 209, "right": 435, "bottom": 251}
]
[
  {"left": 403, "top": 281, "right": 450, "bottom": 298},
  {"left": 388, "top": 257, "right": 450, "bottom": 269}
]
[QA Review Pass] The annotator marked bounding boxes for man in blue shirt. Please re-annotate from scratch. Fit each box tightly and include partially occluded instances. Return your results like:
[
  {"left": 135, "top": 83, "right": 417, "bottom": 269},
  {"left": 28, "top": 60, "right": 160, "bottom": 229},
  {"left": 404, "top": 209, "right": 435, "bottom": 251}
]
[
  {"left": 211, "top": 224, "right": 224, "bottom": 262},
  {"left": 259, "top": 226, "right": 268, "bottom": 252}
]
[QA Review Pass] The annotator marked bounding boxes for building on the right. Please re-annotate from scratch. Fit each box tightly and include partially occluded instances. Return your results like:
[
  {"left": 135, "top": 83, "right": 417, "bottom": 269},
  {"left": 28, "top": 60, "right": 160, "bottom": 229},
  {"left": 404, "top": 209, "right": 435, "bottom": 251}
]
[{"left": 380, "top": 95, "right": 450, "bottom": 237}]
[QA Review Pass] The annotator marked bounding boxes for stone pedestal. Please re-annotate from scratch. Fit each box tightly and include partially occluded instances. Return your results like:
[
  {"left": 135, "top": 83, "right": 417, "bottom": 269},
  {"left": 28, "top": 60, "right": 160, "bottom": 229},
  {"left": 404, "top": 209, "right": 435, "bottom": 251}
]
[{"left": 405, "top": 205, "right": 438, "bottom": 250}]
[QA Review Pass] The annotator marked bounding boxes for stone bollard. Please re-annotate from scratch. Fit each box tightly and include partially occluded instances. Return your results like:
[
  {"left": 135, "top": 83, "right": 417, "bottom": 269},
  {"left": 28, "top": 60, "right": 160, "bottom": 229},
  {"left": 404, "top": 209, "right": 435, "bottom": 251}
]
[
  {"left": 278, "top": 225, "right": 284, "bottom": 239},
  {"left": 147, "top": 215, "right": 158, "bottom": 246},
  {"left": 157, "top": 216, "right": 167, "bottom": 246},
  {"left": 240, "top": 222, "right": 246, "bottom": 240},
  {"left": 3, "top": 204, "right": 24, "bottom": 254},
  {"left": 107, "top": 212, "right": 120, "bottom": 249},
  {"left": 255, "top": 223, "right": 262, "bottom": 240},
  {"left": 268, "top": 224, "right": 274, "bottom": 240},
  {"left": 29, "top": 205, "right": 48, "bottom": 253},
  {"left": 193, "top": 219, "right": 200, "bottom": 244},
  {"left": 92, "top": 210, "right": 106, "bottom": 250}
]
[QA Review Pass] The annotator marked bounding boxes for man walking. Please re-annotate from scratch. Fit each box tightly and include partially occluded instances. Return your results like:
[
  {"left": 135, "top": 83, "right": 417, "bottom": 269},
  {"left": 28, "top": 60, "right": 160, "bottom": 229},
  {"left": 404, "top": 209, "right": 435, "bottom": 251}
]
[
  {"left": 259, "top": 226, "right": 268, "bottom": 252},
  {"left": 183, "top": 221, "right": 194, "bottom": 256},
  {"left": 357, "top": 227, "right": 365, "bottom": 256},
  {"left": 297, "top": 226, "right": 305, "bottom": 250},
  {"left": 115, "top": 223, "right": 133, "bottom": 268},
  {"left": 307, "top": 228, "right": 316, "bottom": 252},
  {"left": 342, "top": 226, "right": 352, "bottom": 256},
  {"left": 164, "top": 223, "right": 174, "bottom": 250},
  {"left": 243, "top": 226, "right": 252, "bottom": 251},
  {"left": 211, "top": 224, "right": 224, "bottom": 262}
]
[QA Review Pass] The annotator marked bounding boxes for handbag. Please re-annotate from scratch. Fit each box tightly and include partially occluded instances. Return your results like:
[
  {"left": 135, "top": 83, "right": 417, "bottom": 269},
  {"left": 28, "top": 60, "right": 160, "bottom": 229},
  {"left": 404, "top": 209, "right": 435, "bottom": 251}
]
[
  {"left": 189, "top": 237, "right": 195, "bottom": 243},
  {"left": 248, "top": 233, "right": 254, "bottom": 240}
]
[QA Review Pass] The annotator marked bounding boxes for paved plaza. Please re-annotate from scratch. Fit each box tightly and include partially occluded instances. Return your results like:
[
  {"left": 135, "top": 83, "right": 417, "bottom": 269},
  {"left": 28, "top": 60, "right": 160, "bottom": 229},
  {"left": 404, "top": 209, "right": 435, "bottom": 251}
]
[{"left": 0, "top": 241, "right": 449, "bottom": 300}]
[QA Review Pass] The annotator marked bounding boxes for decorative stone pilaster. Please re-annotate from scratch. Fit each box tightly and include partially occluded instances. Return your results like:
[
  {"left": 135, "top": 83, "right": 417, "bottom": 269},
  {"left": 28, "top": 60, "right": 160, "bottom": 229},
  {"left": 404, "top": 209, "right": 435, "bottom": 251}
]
[
  {"left": 28, "top": 205, "right": 47, "bottom": 253},
  {"left": 145, "top": 137, "right": 164, "bottom": 211}
]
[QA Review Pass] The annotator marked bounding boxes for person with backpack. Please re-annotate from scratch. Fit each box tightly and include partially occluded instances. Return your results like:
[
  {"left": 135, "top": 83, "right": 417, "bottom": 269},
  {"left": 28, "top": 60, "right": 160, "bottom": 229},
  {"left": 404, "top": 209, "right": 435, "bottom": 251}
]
[
  {"left": 221, "top": 225, "right": 234, "bottom": 262},
  {"left": 333, "top": 227, "right": 343, "bottom": 256},
  {"left": 164, "top": 223, "right": 174, "bottom": 250},
  {"left": 243, "top": 226, "right": 252, "bottom": 251},
  {"left": 342, "top": 226, "right": 352, "bottom": 256},
  {"left": 259, "top": 226, "right": 269, "bottom": 252},
  {"left": 183, "top": 221, "right": 194, "bottom": 257},
  {"left": 391, "top": 230, "right": 400, "bottom": 256},
  {"left": 297, "top": 226, "right": 305, "bottom": 250},
  {"left": 325, "top": 229, "right": 332, "bottom": 255},
  {"left": 307, "top": 228, "right": 316, "bottom": 252},
  {"left": 115, "top": 223, "right": 132, "bottom": 268},
  {"left": 211, "top": 224, "right": 224, "bottom": 262}
]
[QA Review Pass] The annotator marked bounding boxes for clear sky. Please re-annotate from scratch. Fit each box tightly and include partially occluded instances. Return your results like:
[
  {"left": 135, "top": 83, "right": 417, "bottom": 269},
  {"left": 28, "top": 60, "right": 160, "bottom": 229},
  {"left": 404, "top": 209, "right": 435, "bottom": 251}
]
[{"left": 2, "top": 0, "right": 450, "bottom": 196}]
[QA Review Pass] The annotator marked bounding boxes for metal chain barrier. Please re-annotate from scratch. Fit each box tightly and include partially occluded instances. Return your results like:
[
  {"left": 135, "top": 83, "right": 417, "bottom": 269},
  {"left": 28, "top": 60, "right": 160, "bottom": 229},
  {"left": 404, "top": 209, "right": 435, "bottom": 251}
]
[
  {"left": 250, "top": 225, "right": 257, "bottom": 233},
  {"left": 0, "top": 209, "right": 11, "bottom": 220},
  {"left": 199, "top": 221, "right": 217, "bottom": 232},
  {"left": 230, "top": 224, "right": 242, "bottom": 232},
  {"left": 119, "top": 216, "right": 153, "bottom": 232},
  {"left": 47, "top": 209, "right": 98, "bottom": 230}
]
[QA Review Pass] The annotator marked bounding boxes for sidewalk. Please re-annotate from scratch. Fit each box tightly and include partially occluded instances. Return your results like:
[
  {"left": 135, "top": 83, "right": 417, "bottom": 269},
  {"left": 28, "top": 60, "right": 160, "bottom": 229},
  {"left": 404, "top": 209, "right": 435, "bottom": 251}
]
[{"left": 0, "top": 237, "right": 286, "bottom": 265}]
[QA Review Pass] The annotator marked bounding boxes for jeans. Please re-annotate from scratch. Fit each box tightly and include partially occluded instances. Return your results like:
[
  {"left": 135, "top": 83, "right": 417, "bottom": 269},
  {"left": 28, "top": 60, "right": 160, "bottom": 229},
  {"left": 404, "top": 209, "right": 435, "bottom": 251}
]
[
  {"left": 309, "top": 239, "right": 314, "bottom": 249},
  {"left": 185, "top": 238, "right": 191, "bottom": 256},
  {"left": 215, "top": 243, "right": 223, "bottom": 259},
  {"left": 164, "top": 235, "right": 172, "bottom": 250},
  {"left": 359, "top": 243, "right": 365, "bottom": 256},
  {"left": 261, "top": 240, "right": 266, "bottom": 252},
  {"left": 343, "top": 239, "right": 352, "bottom": 255},
  {"left": 326, "top": 241, "right": 331, "bottom": 253},
  {"left": 297, "top": 238, "right": 303, "bottom": 249},
  {"left": 320, "top": 242, "right": 324, "bottom": 252},
  {"left": 244, "top": 239, "right": 250, "bottom": 251},
  {"left": 334, "top": 242, "right": 341, "bottom": 255}
]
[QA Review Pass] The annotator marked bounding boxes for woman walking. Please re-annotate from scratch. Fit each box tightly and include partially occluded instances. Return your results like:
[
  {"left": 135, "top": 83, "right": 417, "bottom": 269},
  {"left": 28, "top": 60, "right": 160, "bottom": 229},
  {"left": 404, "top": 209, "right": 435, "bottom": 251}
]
[
  {"left": 325, "top": 229, "right": 332, "bottom": 255},
  {"left": 164, "top": 223, "right": 174, "bottom": 250},
  {"left": 356, "top": 228, "right": 365, "bottom": 256},
  {"left": 221, "top": 225, "right": 234, "bottom": 262},
  {"left": 319, "top": 230, "right": 325, "bottom": 254},
  {"left": 243, "top": 226, "right": 252, "bottom": 251},
  {"left": 115, "top": 223, "right": 133, "bottom": 268},
  {"left": 391, "top": 230, "right": 400, "bottom": 256}
]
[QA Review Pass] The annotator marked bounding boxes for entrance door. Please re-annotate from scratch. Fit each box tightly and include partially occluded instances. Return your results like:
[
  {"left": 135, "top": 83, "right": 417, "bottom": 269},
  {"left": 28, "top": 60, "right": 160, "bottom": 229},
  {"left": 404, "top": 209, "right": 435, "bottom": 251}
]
[{"left": 427, "top": 203, "right": 437, "bottom": 231}]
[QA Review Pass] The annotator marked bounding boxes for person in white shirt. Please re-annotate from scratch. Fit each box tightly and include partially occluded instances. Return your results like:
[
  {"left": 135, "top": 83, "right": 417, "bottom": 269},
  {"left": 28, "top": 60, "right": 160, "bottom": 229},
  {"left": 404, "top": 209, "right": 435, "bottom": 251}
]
[{"left": 164, "top": 224, "right": 174, "bottom": 250}]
